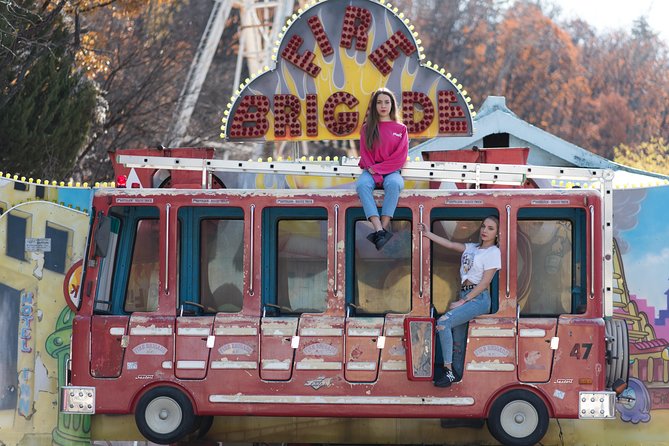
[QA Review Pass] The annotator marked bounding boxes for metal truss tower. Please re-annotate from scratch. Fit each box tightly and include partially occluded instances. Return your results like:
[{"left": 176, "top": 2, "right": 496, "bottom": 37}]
[{"left": 167, "top": 0, "right": 300, "bottom": 146}]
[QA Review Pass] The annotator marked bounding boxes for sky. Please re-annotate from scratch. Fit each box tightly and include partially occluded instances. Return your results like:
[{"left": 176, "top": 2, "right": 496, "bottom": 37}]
[{"left": 553, "top": 0, "right": 669, "bottom": 43}]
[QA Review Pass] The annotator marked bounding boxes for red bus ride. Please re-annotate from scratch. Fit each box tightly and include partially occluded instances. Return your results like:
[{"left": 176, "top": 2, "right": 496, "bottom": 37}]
[{"left": 61, "top": 151, "right": 629, "bottom": 445}]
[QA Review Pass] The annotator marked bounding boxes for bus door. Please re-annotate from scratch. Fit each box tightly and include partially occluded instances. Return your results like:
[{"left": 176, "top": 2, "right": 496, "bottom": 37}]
[
  {"left": 345, "top": 211, "right": 413, "bottom": 382},
  {"left": 515, "top": 209, "right": 586, "bottom": 382},
  {"left": 177, "top": 206, "right": 246, "bottom": 379},
  {"left": 90, "top": 207, "right": 168, "bottom": 378},
  {"left": 260, "top": 207, "right": 329, "bottom": 380}
]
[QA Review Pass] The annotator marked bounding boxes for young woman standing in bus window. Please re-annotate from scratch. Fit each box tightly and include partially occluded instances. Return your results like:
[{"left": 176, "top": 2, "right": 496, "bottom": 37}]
[
  {"left": 419, "top": 216, "right": 501, "bottom": 387},
  {"left": 356, "top": 88, "right": 409, "bottom": 250}
]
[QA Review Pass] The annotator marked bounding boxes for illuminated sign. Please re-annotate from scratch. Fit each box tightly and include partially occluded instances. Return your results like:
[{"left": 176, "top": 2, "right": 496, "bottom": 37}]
[{"left": 221, "top": 0, "right": 474, "bottom": 142}]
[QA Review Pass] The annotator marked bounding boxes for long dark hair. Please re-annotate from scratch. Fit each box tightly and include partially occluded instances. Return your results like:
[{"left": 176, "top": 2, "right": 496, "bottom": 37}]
[{"left": 364, "top": 88, "right": 400, "bottom": 151}]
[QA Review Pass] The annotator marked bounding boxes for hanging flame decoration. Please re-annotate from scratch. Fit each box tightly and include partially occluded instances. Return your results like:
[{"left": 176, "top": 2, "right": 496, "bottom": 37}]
[{"left": 221, "top": 0, "right": 474, "bottom": 142}]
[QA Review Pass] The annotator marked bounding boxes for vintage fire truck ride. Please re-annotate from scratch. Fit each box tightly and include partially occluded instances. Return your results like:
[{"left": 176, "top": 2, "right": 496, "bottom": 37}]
[
  {"left": 60, "top": 0, "right": 629, "bottom": 444},
  {"left": 59, "top": 148, "right": 630, "bottom": 446}
]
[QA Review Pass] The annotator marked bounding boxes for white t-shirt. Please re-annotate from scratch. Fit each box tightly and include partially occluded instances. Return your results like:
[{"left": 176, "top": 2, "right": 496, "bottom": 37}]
[{"left": 460, "top": 243, "right": 501, "bottom": 285}]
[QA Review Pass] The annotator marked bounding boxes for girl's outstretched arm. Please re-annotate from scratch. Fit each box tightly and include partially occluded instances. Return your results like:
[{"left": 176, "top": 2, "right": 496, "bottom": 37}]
[{"left": 418, "top": 223, "right": 465, "bottom": 253}]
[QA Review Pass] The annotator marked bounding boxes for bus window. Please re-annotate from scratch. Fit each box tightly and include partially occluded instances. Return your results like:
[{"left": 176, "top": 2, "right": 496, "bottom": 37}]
[
  {"left": 517, "top": 208, "right": 586, "bottom": 316},
  {"left": 346, "top": 208, "right": 412, "bottom": 315},
  {"left": 93, "top": 206, "right": 160, "bottom": 315},
  {"left": 124, "top": 219, "right": 160, "bottom": 312},
  {"left": 200, "top": 219, "right": 244, "bottom": 312},
  {"left": 263, "top": 208, "right": 328, "bottom": 314},
  {"left": 178, "top": 207, "right": 244, "bottom": 314},
  {"left": 429, "top": 209, "right": 499, "bottom": 315}
]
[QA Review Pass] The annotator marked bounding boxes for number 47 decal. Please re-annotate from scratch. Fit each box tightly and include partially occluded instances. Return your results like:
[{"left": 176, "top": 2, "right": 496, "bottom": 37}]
[{"left": 570, "top": 343, "right": 592, "bottom": 360}]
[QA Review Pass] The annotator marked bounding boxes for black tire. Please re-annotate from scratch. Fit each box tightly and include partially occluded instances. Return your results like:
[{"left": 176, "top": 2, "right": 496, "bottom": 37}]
[
  {"left": 135, "top": 386, "right": 195, "bottom": 444},
  {"left": 605, "top": 318, "right": 614, "bottom": 386},
  {"left": 196, "top": 415, "right": 214, "bottom": 439},
  {"left": 605, "top": 318, "right": 630, "bottom": 387},
  {"left": 487, "top": 389, "right": 549, "bottom": 446}
]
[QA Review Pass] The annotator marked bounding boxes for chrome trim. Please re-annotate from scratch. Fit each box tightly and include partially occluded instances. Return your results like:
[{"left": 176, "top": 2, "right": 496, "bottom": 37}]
[
  {"left": 506, "top": 204, "right": 511, "bottom": 297},
  {"left": 419, "top": 204, "right": 424, "bottom": 297},
  {"left": 209, "top": 394, "right": 475, "bottom": 406},
  {"left": 334, "top": 204, "right": 339, "bottom": 295},
  {"left": 590, "top": 205, "right": 595, "bottom": 298},
  {"left": 165, "top": 203, "right": 171, "bottom": 293},
  {"left": 249, "top": 204, "right": 255, "bottom": 296}
]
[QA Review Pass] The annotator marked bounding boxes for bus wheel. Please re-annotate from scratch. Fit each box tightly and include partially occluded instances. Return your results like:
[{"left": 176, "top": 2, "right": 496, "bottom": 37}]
[
  {"left": 135, "top": 386, "right": 195, "bottom": 444},
  {"left": 487, "top": 390, "right": 549, "bottom": 446}
]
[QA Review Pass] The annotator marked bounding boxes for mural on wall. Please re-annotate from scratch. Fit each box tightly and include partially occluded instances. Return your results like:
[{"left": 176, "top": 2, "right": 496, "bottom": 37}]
[
  {"left": 0, "top": 177, "right": 92, "bottom": 445},
  {"left": 612, "top": 187, "right": 669, "bottom": 425}
]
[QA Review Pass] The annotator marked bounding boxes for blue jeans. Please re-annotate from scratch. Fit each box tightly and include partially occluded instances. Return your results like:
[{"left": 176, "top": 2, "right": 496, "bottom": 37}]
[
  {"left": 436, "top": 288, "right": 490, "bottom": 365},
  {"left": 355, "top": 170, "right": 404, "bottom": 220}
]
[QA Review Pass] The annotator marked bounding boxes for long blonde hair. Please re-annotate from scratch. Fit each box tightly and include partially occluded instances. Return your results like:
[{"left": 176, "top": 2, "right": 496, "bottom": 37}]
[{"left": 364, "top": 88, "right": 400, "bottom": 151}]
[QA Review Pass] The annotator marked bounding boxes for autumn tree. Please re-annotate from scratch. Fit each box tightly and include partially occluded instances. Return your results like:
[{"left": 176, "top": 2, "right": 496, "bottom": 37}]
[
  {"left": 68, "top": 0, "right": 199, "bottom": 181},
  {"left": 576, "top": 18, "right": 669, "bottom": 157},
  {"left": 396, "top": 0, "right": 503, "bottom": 108}
]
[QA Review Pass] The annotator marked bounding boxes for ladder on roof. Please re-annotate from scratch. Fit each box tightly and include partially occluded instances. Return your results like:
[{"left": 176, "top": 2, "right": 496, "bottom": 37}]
[
  {"left": 117, "top": 154, "right": 614, "bottom": 189},
  {"left": 116, "top": 153, "right": 614, "bottom": 318}
]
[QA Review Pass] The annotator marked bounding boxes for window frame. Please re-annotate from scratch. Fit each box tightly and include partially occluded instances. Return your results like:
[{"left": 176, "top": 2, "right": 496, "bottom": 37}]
[
  {"left": 517, "top": 207, "right": 587, "bottom": 317},
  {"left": 6, "top": 210, "right": 31, "bottom": 262},
  {"left": 261, "top": 206, "right": 328, "bottom": 316},
  {"left": 44, "top": 221, "right": 71, "bottom": 274},
  {"left": 428, "top": 207, "right": 500, "bottom": 314},
  {"left": 177, "top": 206, "right": 245, "bottom": 313},
  {"left": 345, "top": 207, "right": 413, "bottom": 316},
  {"left": 94, "top": 206, "right": 160, "bottom": 315}
]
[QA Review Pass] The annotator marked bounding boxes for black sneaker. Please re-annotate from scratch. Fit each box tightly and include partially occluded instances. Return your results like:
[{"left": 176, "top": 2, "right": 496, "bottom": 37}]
[
  {"left": 434, "top": 367, "right": 459, "bottom": 388},
  {"left": 366, "top": 231, "right": 380, "bottom": 244},
  {"left": 375, "top": 229, "right": 394, "bottom": 250}
]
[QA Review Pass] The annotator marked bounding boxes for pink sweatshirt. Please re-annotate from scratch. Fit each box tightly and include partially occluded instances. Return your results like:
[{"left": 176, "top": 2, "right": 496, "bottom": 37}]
[{"left": 358, "top": 121, "right": 409, "bottom": 185}]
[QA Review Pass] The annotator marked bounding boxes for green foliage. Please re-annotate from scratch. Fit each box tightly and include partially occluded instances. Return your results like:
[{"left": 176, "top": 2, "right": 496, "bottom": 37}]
[
  {"left": 0, "top": 1, "right": 97, "bottom": 179},
  {"left": 614, "top": 138, "right": 669, "bottom": 176}
]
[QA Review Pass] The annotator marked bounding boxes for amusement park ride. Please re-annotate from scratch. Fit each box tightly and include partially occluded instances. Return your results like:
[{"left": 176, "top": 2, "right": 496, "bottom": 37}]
[{"left": 58, "top": 0, "right": 631, "bottom": 445}]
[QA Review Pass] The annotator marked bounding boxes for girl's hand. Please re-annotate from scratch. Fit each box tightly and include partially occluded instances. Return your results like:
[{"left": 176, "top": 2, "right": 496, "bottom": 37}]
[
  {"left": 418, "top": 223, "right": 429, "bottom": 235},
  {"left": 368, "top": 167, "right": 376, "bottom": 175},
  {"left": 449, "top": 300, "right": 465, "bottom": 310}
]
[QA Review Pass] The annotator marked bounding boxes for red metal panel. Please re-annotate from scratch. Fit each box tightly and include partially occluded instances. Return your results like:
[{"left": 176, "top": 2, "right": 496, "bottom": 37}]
[
  {"left": 463, "top": 318, "right": 517, "bottom": 382},
  {"left": 294, "top": 315, "right": 344, "bottom": 373},
  {"left": 517, "top": 318, "right": 558, "bottom": 382},
  {"left": 210, "top": 314, "right": 259, "bottom": 375},
  {"left": 175, "top": 316, "right": 214, "bottom": 379},
  {"left": 123, "top": 315, "right": 174, "bottom": 378},
  {"left": 260, "top": 317, "right": 298, "bottom": 380},
  {"left": 344, "top": 317, "right": 384, "bottom": 382},
  {"left": 90, "top": 315, "right": 128, "bottom": 378},
  {"left": 380, "top": 316, "right": 408, "bottom": 376}
]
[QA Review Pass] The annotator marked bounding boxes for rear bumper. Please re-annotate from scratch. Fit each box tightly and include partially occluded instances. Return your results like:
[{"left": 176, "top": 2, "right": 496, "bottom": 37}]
[{"left": 578, "top": 391, "right": 616, "bottom": 419}]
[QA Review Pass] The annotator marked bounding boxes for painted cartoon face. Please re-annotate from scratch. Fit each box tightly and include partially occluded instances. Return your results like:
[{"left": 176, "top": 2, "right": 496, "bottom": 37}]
[
  {"left": 376, "top": 93, "right": 393, "bottom": 120},
  {"left": 480, "top": 218, "right": 498, "bottom": 244}
]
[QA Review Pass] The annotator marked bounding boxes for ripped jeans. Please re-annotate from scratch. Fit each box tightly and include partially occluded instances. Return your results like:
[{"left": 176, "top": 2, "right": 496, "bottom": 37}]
[{"left": 436, "top": 288, "right": 490, "bottom": 365}]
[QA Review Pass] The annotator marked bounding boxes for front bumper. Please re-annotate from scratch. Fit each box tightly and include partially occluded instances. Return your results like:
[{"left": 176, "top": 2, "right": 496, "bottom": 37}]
[{"left": 61, "top": 386, "right": 96, "bottom": 414}]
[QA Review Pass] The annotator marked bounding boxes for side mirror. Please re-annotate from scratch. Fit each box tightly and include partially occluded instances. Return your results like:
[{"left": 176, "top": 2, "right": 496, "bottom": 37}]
[
  {"left": 94, "top": 215, "right": 112, "bottom": 257},
  {"left": 403, "top": 317, "right": 435, "bottom": 381}
]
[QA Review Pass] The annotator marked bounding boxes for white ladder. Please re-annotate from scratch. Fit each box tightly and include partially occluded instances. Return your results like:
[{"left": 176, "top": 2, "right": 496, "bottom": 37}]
[
  {"left": 117, "top": 154, "right": 613, "bottom": 188},
  {"left": 116, "top": 152, "right": 615, "bottom": 317}
]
